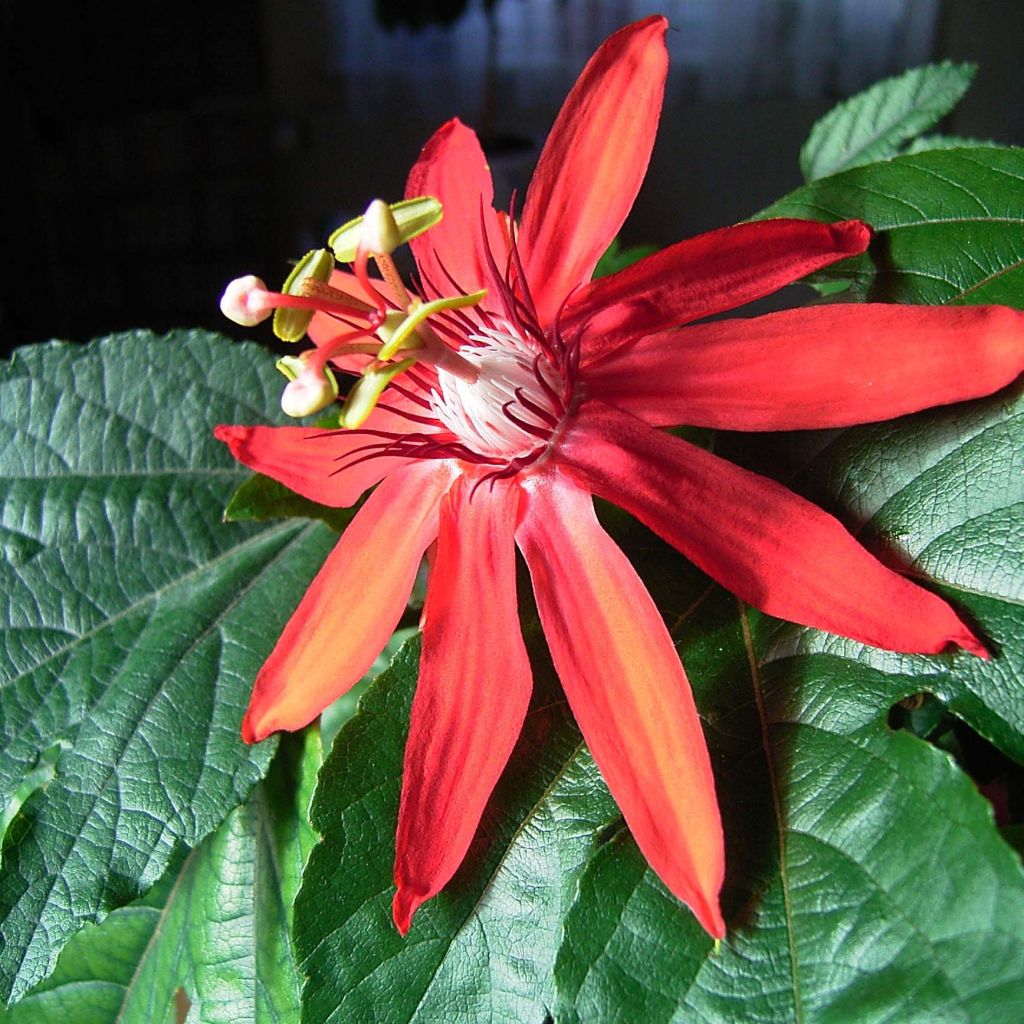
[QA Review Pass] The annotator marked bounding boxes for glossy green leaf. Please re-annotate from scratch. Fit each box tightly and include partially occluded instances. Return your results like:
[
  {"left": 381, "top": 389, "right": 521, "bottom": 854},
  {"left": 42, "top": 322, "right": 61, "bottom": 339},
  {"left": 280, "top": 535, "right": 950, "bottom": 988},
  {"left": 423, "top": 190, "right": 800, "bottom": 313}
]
[
  {"left": 0, "top": 330, "right": 335, "bottom": 1003},
  {"left": 291, "top": 375, "right": 1023, "bottom": 1022},
  {"left": 800, "top": 61, "right": 975, "bottom": 180},
  {"left": 760, "top": 147, "right": 1024, "bottom": 305},
  {"left": 552, "top": 382, "right": 1024, "bottom": 1023},
  {"left": 0, "top": 730, "right": 320, "bottom": 1023},
  {"left": 224, "top": 473, "right": 357, "bottom": 534},
  {"left": 294, "top": 631, "right": 619, "bottom": 1024}
]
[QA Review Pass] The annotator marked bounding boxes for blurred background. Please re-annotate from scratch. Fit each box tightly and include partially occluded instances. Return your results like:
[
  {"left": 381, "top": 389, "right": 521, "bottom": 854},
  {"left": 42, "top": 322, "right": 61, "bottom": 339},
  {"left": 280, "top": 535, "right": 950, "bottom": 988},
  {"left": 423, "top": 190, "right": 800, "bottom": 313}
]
[{"left": 3, "top": 0, "right": 1022, "bottom": 356}]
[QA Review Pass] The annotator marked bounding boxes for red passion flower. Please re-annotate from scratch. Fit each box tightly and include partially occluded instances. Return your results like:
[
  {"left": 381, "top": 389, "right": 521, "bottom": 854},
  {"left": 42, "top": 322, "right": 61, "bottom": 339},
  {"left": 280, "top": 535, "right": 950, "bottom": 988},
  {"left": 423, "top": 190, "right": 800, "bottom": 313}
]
[{"left": 216, "top": 16, "right": 1024, "bottom": 939}]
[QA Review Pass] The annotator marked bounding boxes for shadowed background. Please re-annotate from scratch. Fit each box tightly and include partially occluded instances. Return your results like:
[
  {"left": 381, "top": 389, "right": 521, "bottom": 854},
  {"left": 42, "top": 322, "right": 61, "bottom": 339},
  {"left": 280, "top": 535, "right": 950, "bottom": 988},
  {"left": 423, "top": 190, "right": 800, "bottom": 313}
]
[{"left": 3, "top": 0, "right": 1022, "bottom": 357}]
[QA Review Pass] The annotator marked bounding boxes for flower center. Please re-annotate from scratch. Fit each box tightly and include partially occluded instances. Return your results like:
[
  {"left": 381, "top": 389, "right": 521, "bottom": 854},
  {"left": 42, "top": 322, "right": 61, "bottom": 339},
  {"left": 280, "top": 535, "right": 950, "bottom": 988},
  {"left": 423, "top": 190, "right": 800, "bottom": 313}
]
[{"left": 431, "top": 320, "right": 565, "bottom": 461}]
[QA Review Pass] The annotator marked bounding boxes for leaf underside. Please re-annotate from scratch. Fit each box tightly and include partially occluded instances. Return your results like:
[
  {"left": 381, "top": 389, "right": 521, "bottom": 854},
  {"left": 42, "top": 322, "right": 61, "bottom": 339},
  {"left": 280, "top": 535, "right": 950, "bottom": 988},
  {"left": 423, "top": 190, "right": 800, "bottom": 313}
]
[{"left": 799, "top": 61, "right": 976, "bottom": 181}]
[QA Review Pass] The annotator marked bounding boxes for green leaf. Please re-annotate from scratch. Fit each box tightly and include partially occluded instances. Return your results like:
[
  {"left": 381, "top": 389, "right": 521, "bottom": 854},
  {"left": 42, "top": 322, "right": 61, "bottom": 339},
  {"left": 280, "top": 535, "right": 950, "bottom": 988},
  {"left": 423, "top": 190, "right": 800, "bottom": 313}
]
[
  {"left": 291, "top": 377, "right": 1023, "bottom": 1022},
  {"left": 799, "top": 61, "right": 976, "bottom": 181},
  {"left": 294, "top": 632, "right": 618, "bottom": 1024},
  {"left": 0, "top": 743, "right": 66, "bottom": 865},
  {"left": 593, "top": 238, "right": 658, "bottom": 279},
  {"left": 224, "top": 473, "right": 357, "bottom": 533},
  {"left": 759, "top": 147, "right": 1024, "bottom": 305},
  {"left": 0, "top": 330, "right": 335, "bottom": 1003},
  {"left": 552, "top": 387, "right": 1024, "bottom": 1023},
  {"left": 0, "top": 730, "right": 320, "bottom": 1023}
]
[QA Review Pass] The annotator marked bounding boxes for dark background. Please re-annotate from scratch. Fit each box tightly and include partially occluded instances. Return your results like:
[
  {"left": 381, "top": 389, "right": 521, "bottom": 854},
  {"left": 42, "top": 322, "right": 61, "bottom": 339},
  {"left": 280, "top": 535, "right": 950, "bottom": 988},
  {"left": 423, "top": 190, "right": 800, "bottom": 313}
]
[{"left": 3, "top": 0, "right": 1022, "bottom": 358}]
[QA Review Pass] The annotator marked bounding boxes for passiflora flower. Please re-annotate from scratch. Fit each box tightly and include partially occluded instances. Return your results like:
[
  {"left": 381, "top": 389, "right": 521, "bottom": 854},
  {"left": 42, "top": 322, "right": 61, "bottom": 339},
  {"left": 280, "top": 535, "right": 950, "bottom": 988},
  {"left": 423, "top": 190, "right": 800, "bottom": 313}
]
[{"left": 216, "top": 16, "right": 1024, "bottom": 939}]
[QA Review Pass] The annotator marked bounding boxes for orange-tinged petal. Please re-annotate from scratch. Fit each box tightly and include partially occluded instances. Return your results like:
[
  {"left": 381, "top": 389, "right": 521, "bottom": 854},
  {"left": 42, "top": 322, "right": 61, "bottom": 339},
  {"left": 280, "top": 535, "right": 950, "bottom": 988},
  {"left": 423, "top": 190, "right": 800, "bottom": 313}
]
[
  {"left": 214, "top": 400, "right": 423, "bottom": 508},
  {"left": 584, "top": 303, "right": 1024, "bottom": 429},
  {"left": 393, "top": 475, "right": 532, "bottom": 933},
  {"left": 519, "top": 16, "right": 669, "bottom": 325},
  {"left": 404, "top": 118, "right": 509, "bottom": 297},
  {"left": 241, "top": 460, "right": 454, "bottom": 742},
  {"left": 559, "top": 401, "right": 988, "bottom": 657},
  {"left": 516, "top": 472, "right": 726, "bottom": 938}
]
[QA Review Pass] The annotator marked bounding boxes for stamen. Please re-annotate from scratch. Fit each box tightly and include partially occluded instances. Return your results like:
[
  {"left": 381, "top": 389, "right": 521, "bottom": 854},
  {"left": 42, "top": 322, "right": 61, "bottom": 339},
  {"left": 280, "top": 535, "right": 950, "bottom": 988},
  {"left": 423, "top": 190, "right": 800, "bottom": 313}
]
[
  {"left": 340, "top": 358, "right": 417, "bottom": 429},
  {"left": 374, "top": 252, "right": 414, "bottom": 310},
  {"left": 301, "top": 278, "right": 377, "bottom": 314},
  {"left": 273, "top": 248, "right": 337, "bottom": 342},
  {"left": 377, "top": 292, "right": 487, "bottom": 361}
]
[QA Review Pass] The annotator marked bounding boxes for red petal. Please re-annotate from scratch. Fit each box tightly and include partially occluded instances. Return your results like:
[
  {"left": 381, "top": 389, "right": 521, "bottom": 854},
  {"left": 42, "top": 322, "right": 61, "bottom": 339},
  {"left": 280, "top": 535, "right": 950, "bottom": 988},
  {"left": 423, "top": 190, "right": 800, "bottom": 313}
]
[
  {"left": 565, "top": 219, "right": 870, "bottom": 364},
  {"left": 585, "top": 303, "right": 1024, "bottom": 429},
  {"left": 404, "top": 118, "right": 509, "bottom": 296},
  {"left": 214, "top": 399, "right": 429, "bottom": 507},
  {"left": 516, "top": 473, "right": 726, "bottom": 938},
  {"left": 392, "top": 475, "right": 532, "bottom": 934},
  {"left": 518, "top": 16, "right": 669, "bottom": 325},
  {"left": 241, "top": 461, "right": 453, "bottom": 742},
  {"left": 559, "top": 401, "right": 988, "bottom": 657}
]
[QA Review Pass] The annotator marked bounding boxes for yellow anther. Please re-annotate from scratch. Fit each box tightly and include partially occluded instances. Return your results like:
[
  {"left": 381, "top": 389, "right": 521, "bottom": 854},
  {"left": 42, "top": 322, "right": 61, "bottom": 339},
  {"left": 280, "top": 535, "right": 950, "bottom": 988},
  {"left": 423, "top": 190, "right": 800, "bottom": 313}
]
[
  {"left": 273, "top": 248, "right": 336, "bottom": 343},
  {"left": 328, "top": 196, "right": 443, "bottom": 262}
]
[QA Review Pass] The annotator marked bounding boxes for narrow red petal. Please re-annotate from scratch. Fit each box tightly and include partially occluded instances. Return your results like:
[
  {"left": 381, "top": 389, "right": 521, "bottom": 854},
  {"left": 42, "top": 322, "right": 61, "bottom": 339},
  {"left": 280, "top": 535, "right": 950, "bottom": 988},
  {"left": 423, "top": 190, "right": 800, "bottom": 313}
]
[
  {"left": 585, "top": 303, "right": 1024, "bottom": 429},
  {"left": 518, "top": 16, "right": 669, "bottom": 325},
  {"left": 241, "top": 461, "right": 453, "bottom": 742},
  {"left": 392, "top": 475, "right": 531, "bottom": 933},
  {"left": 404, "top": 118, "right": 509, "bottom": 296},
  {"left": 565, "top": 219, "right": 870, "bottom": 364},
  {"left": 516, "top": 473, "right": 726, "bottom": 938},
  {"left": 559, "top": 402, "right": 987, "bottom": 657},
  {"left": 214, "top": 397, "right": 428, "bottom": 507}
]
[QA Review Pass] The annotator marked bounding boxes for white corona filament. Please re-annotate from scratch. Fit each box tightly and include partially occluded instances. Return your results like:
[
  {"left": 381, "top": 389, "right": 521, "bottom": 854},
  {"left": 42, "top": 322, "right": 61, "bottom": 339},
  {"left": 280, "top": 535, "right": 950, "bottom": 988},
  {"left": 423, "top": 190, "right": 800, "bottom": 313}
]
[{"left": 430, "top": 321, "right": 563, "bottom": 460}]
